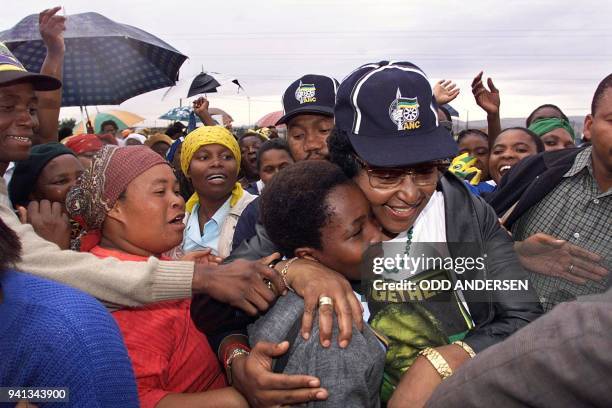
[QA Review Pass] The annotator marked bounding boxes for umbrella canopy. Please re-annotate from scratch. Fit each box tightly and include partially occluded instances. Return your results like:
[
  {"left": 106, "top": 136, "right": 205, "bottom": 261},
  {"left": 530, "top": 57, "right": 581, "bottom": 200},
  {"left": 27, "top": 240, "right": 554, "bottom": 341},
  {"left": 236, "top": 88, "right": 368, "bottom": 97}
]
[
  {"left": 256, "top": 110, "right": 284, "bottom": 128},
  {"left": 162, "top": 71, "right": 243, "bottom": 101},
  {"left": 74, "top": 109, "right": 144, "bottom": 134},
  {"left": 0, "top": 12, "right": 187, "bottom": 107},
  {"left": 159, "top": 106, "right": 231, "bottom": 123},
  {"left": 187, "top": 73, "right": 221, "bottom": 97}
]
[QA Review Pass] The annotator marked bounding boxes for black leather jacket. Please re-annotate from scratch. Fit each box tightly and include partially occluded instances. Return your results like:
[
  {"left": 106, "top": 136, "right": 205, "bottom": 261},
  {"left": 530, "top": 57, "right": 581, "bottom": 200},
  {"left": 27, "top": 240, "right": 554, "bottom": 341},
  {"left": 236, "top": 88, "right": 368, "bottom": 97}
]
[{"left": 192, "top": 173, "right": 543, "bottom": 353}]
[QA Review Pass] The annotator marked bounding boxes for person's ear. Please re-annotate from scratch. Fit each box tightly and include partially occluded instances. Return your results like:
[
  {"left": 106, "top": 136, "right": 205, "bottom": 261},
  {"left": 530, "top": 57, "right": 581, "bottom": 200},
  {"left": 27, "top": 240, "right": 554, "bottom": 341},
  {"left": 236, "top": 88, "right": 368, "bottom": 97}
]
[
  {"left": 106, "top": 200, "right": 128, "bottom": 225},
  {"left": 295, "top": 247, "right": 320, "bottom": 262},
  {"left": 583, "top": 114, "right": 593, "bottom": 140}
]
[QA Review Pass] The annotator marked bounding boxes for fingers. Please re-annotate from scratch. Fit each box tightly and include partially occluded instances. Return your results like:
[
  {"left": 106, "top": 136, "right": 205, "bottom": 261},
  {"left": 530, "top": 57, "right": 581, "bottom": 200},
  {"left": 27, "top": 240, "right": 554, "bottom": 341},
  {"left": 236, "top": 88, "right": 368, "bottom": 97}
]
[
  {"left": 567, "top": 243, "right": 603, "bottom": 263},
  {"left": 253, "top": 341, "right": 290, "bottom": 359},
  {"left": 348, "top": 289, "right": 365, "bottom": 331},
  {"left": 51, "top": 201, "right": 63, "bottom": 218},
  {"left": 16, "top": 206, "right": 27, "bottom": 224},
  {"left": 247, "top": 282, "right": 274, "bottom": 310},
  {"left": 331, "top": 291, "right": 356, "bottom": 348},
  {"left": 471, "top": 71, "right": 483, "bottom": 88},
  {"left": 257, "top": 262, "right": 286, "bottom": 295},
  {"left": 318, "top": 300, "right": 334, "bottom": 348},
  {"left": 569, "top": 256, "right": 608, "bottom": 280},
  {"left": 569, "top": 264, "right": 606, "bottom": 283},
  {"left": 487, "top": 77, "right": 499, "bottom": 93},
  {"left": 260, "top": 388, "right": 328, "bottom": 405},
  {"left": 236, "top": 298, "right": 258, "bottom": 316},
  {"left": 260, "top": 252, "right": 281, "bottom": 265},
  {"left": 300, "top": 292, "right": 316, "bottom": 340}
]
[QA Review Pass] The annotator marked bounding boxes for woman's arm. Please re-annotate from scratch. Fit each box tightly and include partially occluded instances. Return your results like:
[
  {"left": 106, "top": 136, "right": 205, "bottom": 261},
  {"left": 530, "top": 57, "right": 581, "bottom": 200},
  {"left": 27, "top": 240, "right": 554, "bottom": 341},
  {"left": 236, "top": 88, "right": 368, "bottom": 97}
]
[
  {"left": 156, "top": 388, "right": 248, "bottom": 408},
  {"left": 36, "top": 7, "right": 65, "bottom": 144}
]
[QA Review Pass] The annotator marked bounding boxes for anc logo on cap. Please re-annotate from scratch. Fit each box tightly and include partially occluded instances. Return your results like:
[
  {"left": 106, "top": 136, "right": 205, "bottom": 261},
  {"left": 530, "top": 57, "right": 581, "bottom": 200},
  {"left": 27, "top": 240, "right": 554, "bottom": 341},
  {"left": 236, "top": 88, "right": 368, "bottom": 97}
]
[
  {"left": 0, "top": 42, "right": 27, "bottom": 72},
  {"left": 389, "top": 88, "right": 421, "bottom": 131},
  {"left": 295, "top": 81, "right": 317, "bottom": 104}
]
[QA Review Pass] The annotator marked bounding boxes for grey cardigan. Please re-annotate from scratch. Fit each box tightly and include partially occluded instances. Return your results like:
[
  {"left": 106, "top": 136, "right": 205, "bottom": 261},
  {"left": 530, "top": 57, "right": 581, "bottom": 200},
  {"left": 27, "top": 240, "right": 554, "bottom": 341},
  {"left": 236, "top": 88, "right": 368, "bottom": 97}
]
[{"left": 248, "top": 292, "right": 385, "bottom": 407}]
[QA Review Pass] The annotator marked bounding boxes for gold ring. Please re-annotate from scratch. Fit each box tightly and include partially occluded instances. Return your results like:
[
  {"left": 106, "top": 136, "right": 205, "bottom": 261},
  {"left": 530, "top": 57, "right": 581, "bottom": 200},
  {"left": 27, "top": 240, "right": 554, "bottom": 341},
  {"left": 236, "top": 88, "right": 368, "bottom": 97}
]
[{"left": 318, "top": 296, "right": 333, "bottom": 307}]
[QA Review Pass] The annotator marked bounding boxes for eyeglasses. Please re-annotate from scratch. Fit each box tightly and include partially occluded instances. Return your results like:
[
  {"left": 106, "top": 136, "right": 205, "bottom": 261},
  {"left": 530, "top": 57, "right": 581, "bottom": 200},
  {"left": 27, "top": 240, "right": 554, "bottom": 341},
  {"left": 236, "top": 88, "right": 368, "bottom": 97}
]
[{"left": 353, "top": 155, "right": 448, "bottom": 189}]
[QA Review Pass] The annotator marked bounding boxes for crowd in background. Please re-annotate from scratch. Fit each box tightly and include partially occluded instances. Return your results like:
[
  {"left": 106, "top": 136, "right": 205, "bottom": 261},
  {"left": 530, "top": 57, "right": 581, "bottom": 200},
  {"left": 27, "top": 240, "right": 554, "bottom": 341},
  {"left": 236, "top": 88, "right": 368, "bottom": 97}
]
[{"left": 0, "top": 7, "right": 610, "bottom": 408}]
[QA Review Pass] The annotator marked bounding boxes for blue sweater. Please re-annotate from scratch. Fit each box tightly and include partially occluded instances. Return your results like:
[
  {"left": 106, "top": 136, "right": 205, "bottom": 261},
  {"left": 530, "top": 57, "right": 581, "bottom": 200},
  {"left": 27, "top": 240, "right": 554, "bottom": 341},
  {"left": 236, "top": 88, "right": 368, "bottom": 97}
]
[{"left": 0, "top": 270, "right": 138, "bottom": 407}]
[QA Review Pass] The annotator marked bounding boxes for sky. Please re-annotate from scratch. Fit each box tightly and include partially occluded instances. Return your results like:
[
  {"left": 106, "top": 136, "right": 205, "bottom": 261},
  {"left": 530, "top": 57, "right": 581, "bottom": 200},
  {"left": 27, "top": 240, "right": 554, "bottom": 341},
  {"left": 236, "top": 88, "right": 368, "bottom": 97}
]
[{"left": 1, "top": 0, "right": 611, "bottom": 127}]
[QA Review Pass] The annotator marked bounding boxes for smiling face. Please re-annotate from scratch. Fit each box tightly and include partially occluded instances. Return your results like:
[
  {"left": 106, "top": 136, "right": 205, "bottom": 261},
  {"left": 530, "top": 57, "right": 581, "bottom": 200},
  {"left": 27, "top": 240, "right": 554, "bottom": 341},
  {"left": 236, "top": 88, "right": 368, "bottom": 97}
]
[
  {"left": 458, "top": 132, "right": 490, "bottom": 180},
  {"left": 286, "top": 114, "right": 334, "bottom": 161},
  {"left": 354, "top": 165, "right": 438, "bottom": 237},
  {"left": 104, "top": 164, "right": 185, "bottom": 257},
  {"left": 489, "top": 129, "right": 539, "bottom": 183},
  {"left": 239, "top": 135, "right": 263, "bottom": 179},
  {"left": 302, "top": 183, "right": 381, "bottom": 279},
  {"left": 30, "top": 154, "right": 84, "bottom": 208},
  {"left": 188, "top": 144, "right": 238, "bottom": 202},
  {"left": 259, "top": 148, "right": 294, "bottom": 185},
  {"left": 0, "top": 82, "right": 38, "bottom": 164},
  {"left": 540, "top": 128, "right": 575, "bottom": 151}
]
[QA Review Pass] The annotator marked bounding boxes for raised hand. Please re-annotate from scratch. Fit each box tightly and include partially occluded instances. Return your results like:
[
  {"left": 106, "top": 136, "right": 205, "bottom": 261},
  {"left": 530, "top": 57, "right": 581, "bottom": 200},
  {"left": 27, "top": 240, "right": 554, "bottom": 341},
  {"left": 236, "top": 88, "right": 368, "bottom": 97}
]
[
  {"left": 433, "top": 79, "right": 460, "bottom": 105},
  {"left": 23, "top": 200, "right": 71, "bottom": 249},
  {"left": 471, "top": 71, "right": 500, "bottom": 115},
  {"left": 39, "top": 7, "right": 66, "bottom": 54}
]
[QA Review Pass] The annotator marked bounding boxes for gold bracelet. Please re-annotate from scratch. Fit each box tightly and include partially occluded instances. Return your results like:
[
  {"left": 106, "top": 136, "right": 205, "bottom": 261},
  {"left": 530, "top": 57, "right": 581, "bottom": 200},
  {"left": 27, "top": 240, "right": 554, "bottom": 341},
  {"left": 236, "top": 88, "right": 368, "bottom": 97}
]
[
  {"left": 225, "top": 348, "right": 250, "bottom": 385},
  {"left": 452, "top": 340, "right": 476, "bottom": 358},
  {"left": 280, "top": 257, "right": 299, "bottom": 293},
  {"left": 418, "top": 347, "right": 453, "bottom": 380}
]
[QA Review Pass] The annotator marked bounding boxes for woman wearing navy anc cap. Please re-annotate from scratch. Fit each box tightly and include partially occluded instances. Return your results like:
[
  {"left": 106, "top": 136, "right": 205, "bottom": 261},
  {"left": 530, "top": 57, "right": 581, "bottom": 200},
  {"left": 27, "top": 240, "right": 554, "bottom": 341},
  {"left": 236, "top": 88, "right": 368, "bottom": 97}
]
[{"left": 328, "top": 61, "right": 542, "bottom": 406}]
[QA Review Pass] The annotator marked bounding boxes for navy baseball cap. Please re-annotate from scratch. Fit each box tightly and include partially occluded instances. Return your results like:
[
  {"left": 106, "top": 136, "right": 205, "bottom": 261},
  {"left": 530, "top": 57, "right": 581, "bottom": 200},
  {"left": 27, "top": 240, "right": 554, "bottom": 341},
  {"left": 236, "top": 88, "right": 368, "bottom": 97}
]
[
  {"left": 335, "top": 61, "right": 458, "bottom": 167},
  {"left": 276, "top": 74, "right": 338, "bottom": 125}
]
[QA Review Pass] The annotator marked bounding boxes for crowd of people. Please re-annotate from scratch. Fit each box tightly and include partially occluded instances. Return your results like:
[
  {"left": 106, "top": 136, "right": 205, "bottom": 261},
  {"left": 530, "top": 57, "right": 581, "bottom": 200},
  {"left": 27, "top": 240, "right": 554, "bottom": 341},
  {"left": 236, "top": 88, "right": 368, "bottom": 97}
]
[{"left": 0, "top": 7, "right": 610, "bottom": 408}]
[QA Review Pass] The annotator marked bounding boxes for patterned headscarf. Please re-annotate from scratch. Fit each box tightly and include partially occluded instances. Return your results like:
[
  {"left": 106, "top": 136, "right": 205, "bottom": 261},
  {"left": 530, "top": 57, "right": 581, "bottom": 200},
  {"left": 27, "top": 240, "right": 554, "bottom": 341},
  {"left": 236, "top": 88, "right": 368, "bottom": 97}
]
[
  {"left": 180, "top": 126, "right": 243, "bottom": 212},
  {"left": 66, "top": 145, "right": 169, "bottom": 251},
  {"left": 528, "top": 117, "right": 576, "bottom": 141}
]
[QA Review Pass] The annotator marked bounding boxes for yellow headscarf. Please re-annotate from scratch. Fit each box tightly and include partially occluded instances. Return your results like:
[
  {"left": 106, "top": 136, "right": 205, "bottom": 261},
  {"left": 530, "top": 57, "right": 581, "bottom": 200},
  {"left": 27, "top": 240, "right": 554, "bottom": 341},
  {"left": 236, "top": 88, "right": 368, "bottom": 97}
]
[{"left": 180, "top": 126, "right": 244, "bottom": 212}]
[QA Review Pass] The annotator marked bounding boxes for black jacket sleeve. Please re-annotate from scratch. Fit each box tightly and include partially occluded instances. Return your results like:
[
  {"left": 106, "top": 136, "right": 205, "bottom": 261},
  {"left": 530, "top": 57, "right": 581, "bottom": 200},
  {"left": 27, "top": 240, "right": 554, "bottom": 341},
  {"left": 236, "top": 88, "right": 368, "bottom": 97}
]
[{"left": 462, "top": 193, "right": 543, "bottom": 352}]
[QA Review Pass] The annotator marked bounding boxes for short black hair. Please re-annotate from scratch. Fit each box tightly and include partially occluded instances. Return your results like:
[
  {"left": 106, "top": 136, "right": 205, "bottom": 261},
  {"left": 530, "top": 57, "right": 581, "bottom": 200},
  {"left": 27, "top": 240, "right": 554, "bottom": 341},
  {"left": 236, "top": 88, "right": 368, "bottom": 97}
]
[
  {"left": 256, "top": 138, "right": 292, "bottom": 170},
  {"left": 239, "top": 131, "right": 267, "bottom": 144},
  {"left": 165, "top": 122, "right": 185, "bottom": 137},
  {"left": 591, "top": 73, "right": 612, "bottom": 115},
  {"left": 0, "top": 218, "right": 21, "bottom": 272},
  {"left": 58, "top": 126, "right": 73, "bottom": 140},
  {"left": 100, "top": 120, "right": 118, "bottom": 131},
  {"left": 494, "top": 127, "right": 544, "bottom": 153},
  {"left": 261, "top": 160, "right": 352, "bottom": 257},
  {"left": 328, "top": 128, "right": 360, "bottom": 178},
  {"left": 457, "top": 128, "right": 488, "bottom": 144},
  {"left": 525, "top": 104, "right": 568, "bottom": 127}
]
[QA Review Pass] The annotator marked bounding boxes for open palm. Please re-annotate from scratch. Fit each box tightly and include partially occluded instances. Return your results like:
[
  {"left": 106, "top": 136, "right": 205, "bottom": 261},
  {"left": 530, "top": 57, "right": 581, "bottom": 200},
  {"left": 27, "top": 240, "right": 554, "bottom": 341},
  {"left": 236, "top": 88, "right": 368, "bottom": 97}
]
[{"left": 471, "top": 71, "right": 500, "bottom": 115}]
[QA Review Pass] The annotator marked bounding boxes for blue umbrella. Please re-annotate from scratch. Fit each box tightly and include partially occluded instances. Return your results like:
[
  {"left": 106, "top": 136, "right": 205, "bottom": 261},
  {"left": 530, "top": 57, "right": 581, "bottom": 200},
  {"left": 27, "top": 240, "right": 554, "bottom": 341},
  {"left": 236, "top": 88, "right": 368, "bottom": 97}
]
[
  {"left": 0, "top": 12, "right": 187, "bottom": 107},
  {"left": 159, "top": 106, "right": 202, "bottom": 123}
]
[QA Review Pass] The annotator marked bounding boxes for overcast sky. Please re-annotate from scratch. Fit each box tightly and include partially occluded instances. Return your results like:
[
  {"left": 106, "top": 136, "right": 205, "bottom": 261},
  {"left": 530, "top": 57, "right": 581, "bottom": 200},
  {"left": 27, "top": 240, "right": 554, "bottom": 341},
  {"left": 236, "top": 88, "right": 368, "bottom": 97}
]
[{"left": 2, "top": 0, "right": 611, "bottom": 126}]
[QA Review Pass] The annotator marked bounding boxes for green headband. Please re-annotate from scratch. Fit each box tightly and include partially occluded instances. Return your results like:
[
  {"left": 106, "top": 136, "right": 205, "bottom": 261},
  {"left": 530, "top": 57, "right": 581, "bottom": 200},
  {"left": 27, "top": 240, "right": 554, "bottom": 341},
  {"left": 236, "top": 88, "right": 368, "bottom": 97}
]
[{"left": 528, "top": 117, "right": 575, "bottom": 141}]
